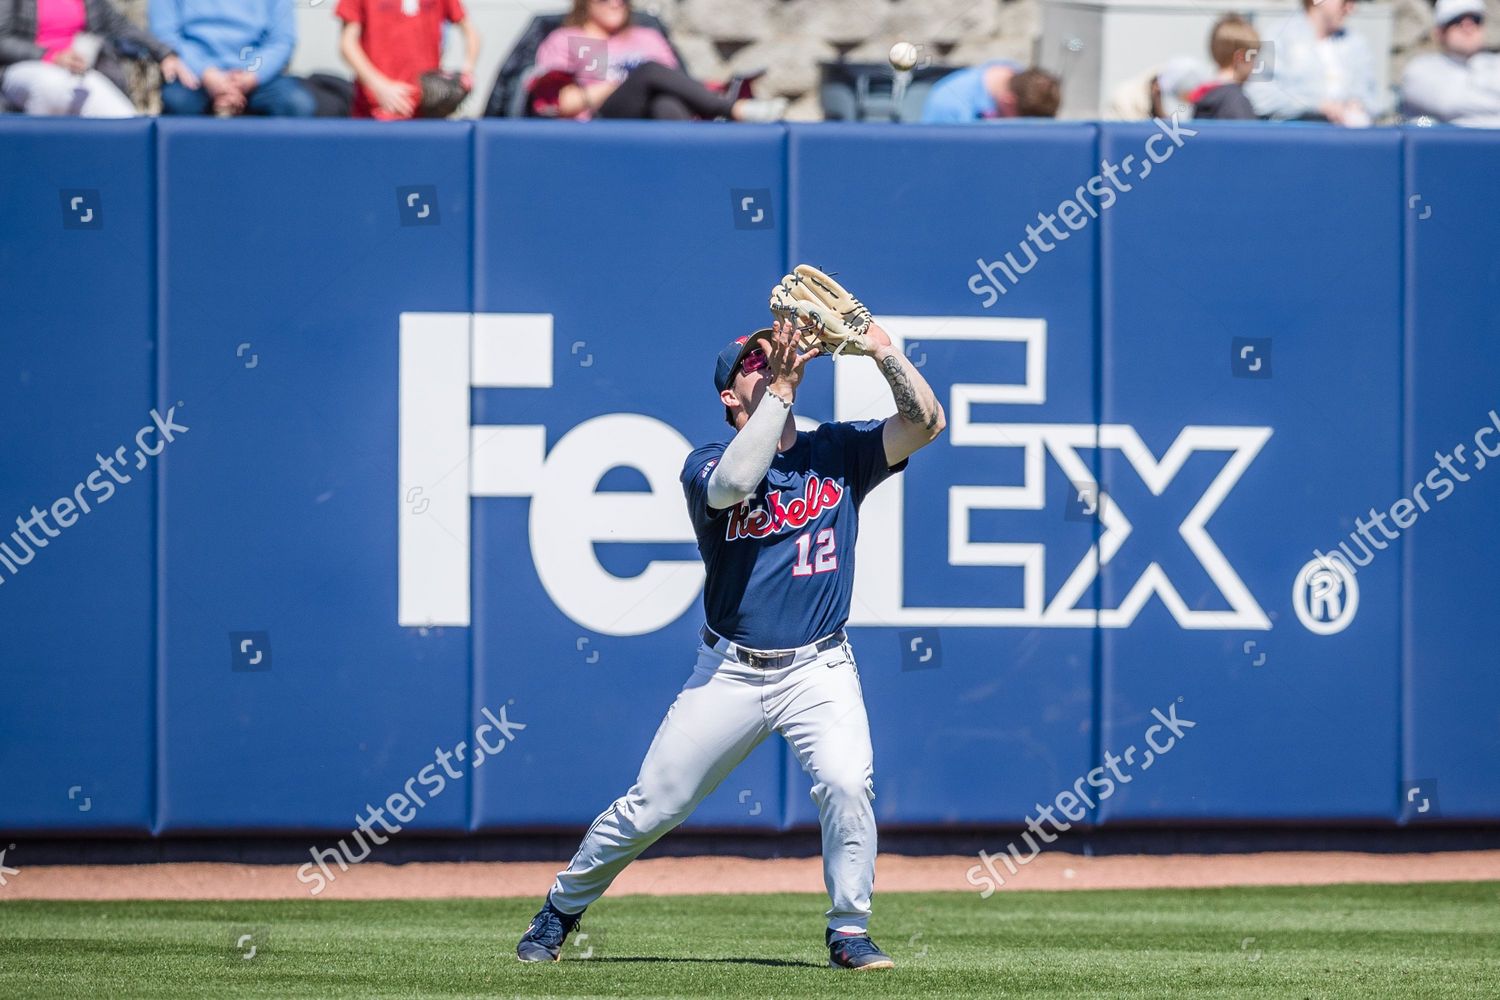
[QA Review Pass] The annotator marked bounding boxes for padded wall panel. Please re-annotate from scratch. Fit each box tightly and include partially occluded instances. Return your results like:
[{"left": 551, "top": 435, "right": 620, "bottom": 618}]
[
  {"left": 1097, "top": 124, "right": 1402, "bottom": 820},
  {"left": 156, "top": 121, "right": 472, "bottom": 832},
  {"left": 1402, "top": 129, "right": 1500, "bottom": 821},
  {"left": 786, "top": 124, "right": 1101, "bottom": 824},
  {"left": 0, "top": 120, "right": 155, "bottom": 833}
]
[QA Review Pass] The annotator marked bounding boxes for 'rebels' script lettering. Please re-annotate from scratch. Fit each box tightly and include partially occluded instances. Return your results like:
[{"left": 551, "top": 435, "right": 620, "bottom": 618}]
[{"left": 725, "top": 476, "right": 846, "bottom": 541}]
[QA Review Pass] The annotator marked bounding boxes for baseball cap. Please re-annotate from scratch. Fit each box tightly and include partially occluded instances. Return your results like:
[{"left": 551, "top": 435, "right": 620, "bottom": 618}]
[
  {"left": 1434, "top": 0, "right": 1484, "bottom": 26},
  {"left": 713, "top": 329, "right": 774, "bottom": 393}
]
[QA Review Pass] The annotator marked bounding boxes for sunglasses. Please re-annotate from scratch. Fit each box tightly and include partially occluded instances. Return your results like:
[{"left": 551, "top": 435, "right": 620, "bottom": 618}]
[
  {"left": 1448, "top": 13, "right": 1484, "bottom": 26},
  {"left": 736, "top": 348, "right": 768, "bottom": 377}
]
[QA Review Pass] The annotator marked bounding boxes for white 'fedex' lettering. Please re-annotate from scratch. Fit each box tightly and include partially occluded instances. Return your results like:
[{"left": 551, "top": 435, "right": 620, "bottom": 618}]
[{"left": 398, "top": 313, "right": 1287, "bottom": 636}]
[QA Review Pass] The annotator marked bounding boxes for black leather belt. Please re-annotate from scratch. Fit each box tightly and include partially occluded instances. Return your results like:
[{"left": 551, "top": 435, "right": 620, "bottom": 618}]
[{"left": 701, "top": 625, "right": 847, "bottom": 670}]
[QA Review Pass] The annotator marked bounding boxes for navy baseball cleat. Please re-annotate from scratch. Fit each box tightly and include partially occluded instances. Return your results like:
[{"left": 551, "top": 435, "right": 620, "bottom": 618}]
[
  {"left": 826, "top": 928, "right": 895, "bottom": 970},
  {"left": 516, "top": 898, "right": 583, "bottom": 962}
]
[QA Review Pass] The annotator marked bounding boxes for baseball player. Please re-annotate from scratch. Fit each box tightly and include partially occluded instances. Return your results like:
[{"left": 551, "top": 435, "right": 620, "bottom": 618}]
[{"left": 517, "top": 267, "right": 945, "bottom": 970}]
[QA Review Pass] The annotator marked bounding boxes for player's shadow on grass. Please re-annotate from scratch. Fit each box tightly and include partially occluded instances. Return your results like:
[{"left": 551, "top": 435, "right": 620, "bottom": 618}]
[{"left": 586, "top": 956, "right": 824, "bottom": 968}]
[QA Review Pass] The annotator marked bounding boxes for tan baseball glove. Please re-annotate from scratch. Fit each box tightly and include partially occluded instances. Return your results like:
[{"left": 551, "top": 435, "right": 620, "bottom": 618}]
[{"left": 768, "top": 265, "right": 876, "bottom": 357}]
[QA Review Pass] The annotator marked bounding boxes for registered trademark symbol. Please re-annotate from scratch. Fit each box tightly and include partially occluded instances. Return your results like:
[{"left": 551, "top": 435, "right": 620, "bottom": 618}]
[{"left": 1293, "top": 557, "right": 1359, "bottom": 634}]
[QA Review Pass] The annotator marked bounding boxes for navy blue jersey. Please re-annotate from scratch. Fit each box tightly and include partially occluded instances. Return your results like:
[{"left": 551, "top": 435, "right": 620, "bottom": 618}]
[{"left": 681, "top": 419, "right": 906, "bottom": 650}]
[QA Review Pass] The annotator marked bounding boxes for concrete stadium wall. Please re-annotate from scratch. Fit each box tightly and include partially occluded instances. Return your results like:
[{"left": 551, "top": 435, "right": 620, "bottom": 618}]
[{"left": 0, "top": 117, "right": 1496, "bottom": 837}]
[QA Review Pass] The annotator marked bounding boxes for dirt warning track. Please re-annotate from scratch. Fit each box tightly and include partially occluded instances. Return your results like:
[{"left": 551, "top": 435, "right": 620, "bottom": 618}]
[{"left": 3, "top": 850, "right": 1498, "bottom": 900}]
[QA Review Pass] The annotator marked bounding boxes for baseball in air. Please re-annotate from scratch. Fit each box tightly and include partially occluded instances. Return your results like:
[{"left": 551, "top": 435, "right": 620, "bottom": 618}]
[{"left": 888, "top": 42, "right": 919, "bottom": 72}]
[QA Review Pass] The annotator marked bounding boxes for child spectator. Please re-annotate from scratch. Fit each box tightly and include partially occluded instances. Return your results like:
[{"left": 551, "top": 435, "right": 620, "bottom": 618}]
[
  {"left": 1401, "top": 0, "right": 1500, "bottom": 127},
  {"left": 337, "top": 0, "right": 480, "bottom": 120},
  {"left": 0, "top": 0, "right": 194, "bottom": 116},
  {"left": 1191, "top": 14, "right": 1262, "bottom": 120}
]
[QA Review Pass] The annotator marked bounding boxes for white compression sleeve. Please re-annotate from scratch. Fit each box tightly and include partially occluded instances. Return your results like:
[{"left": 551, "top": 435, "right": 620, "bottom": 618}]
[{"left": 706, "top": 390, "right": 791, "bottom": 510}]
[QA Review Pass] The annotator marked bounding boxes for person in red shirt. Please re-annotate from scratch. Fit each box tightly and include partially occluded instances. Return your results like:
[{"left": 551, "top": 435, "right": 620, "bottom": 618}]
[{"left": 337, "top": 0, "right": 480, "bottom": 120}]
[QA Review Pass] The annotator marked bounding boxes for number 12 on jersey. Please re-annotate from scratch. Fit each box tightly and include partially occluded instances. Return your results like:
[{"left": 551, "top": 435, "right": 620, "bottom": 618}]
[{"left": 792, "top": 528, "right": 838, "bottom": 577}]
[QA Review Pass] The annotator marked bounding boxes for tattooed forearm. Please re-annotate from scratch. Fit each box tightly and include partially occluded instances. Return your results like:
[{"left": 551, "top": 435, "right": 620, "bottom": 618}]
[{"left": 880, "top": 353, "right": 941, "bottom": 431}]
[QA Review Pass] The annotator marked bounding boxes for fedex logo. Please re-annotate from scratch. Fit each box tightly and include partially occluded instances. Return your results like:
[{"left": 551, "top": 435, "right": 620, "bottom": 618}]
[
  {"left": 726, "top": 478, "right": 846, "bottom": 541},
  {"left": 399, "top": 313, "right": 1274, "bottom": 636}
]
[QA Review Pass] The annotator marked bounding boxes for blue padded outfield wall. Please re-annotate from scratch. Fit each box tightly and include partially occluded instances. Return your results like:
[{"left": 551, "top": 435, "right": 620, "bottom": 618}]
[{"left": 1, "top": 118, "right": 1496, "bottom": 836}]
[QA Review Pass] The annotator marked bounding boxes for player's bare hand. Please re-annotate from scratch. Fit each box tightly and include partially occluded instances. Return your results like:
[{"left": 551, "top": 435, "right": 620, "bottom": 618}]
[
  {"left": 862, "top": 320, "right": 893, "bottom": 357},
  {"left": 765, "top": 318, "right": 821, "bottom": 399}
]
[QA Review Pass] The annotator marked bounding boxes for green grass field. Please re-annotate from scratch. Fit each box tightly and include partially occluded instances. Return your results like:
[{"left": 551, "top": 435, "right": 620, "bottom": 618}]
[{"left": 2, "top": 882, "right": 1497, "bottom": 999}]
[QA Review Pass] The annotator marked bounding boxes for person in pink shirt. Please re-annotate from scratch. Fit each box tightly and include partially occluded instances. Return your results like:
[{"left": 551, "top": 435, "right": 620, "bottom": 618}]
[
  {"left": 528, "top": 0, "right": 783, "bottom": 121},
  {"left": 0, "top": 0, "right": 195, "bottom": 116}
]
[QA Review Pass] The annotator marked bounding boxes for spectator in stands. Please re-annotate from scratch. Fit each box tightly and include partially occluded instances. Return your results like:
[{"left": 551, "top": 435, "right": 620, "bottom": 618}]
[
  {"left": 337, "top": 0, "right": 480, "bottom": 120},
  {"left": 1245, "top": 0, "right": 1382, "bottom": 124},
  {"left": 1191, "top": 15, "right": 1262, "bottom": 120},
  {"left": 919, "top": 62, "right": 1062, "bottom": 122},
  {"left": 1401, "top": 0, "right": 1500, "bottom": 126},
  {"left": 0, "top": 0, "right": 194, "bottom": 116},
  {"left": 529, "top": 0, "right": 785, "bottom": 121},
  {"left": 150, "top": 0, "right": 314, "bottom": 116},
  {"left": 1105, "top": 56, "right": 1212, "bottom": 120}
]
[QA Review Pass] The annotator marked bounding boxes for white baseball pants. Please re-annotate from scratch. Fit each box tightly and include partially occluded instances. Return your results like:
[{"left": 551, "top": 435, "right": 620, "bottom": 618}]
[{"left": 549, "top": 634, "right": 877, "bottom": 933}]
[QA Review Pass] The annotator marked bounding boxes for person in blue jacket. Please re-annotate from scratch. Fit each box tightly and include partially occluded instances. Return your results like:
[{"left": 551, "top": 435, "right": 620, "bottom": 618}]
[{"left": 151, "top": 0, "right": 314, "bottom": 116}]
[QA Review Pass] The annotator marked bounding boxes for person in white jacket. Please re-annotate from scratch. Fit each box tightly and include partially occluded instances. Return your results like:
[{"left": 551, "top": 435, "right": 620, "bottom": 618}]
[
  {"left": 1246, "top": 0, "right": 1383, "bottom": 124},
  {"left": 1401, "top": 0, "right": 1500, "bottom": 127}
]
